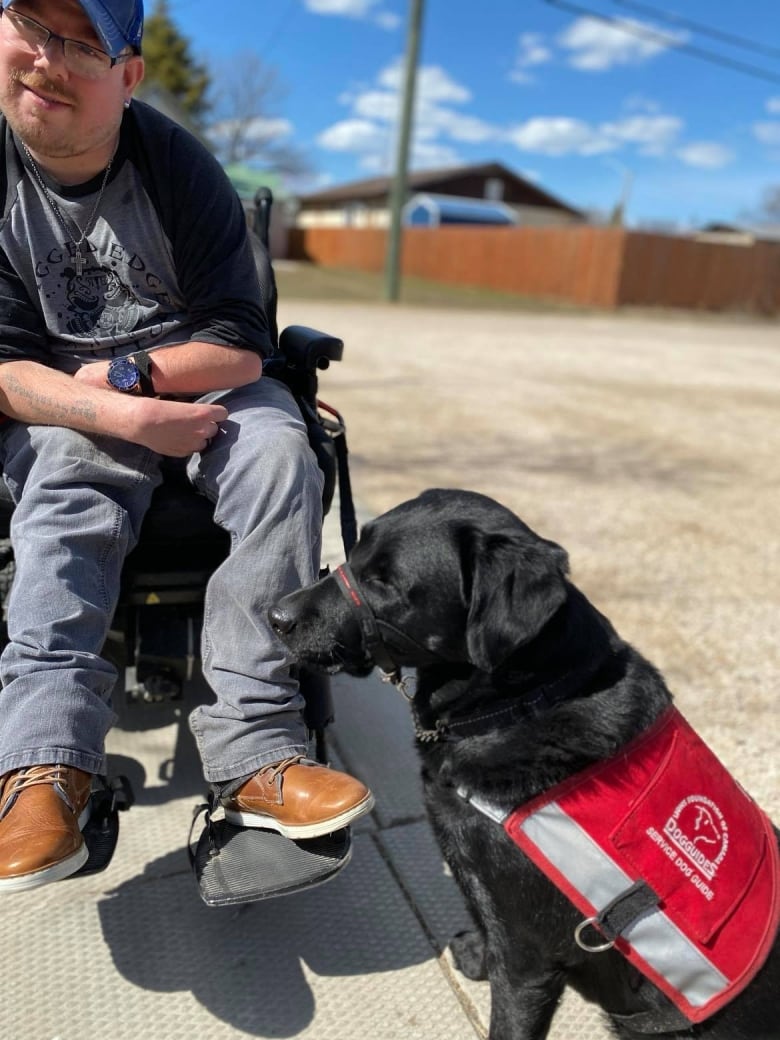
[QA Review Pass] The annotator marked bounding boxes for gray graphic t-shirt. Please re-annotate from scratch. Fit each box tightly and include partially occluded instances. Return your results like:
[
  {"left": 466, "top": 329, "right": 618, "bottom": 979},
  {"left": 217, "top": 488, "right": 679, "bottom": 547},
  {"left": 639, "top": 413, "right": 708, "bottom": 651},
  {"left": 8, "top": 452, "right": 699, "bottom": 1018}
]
[{"left": 0, "top": 101, "right": 271, "bottom": 372}]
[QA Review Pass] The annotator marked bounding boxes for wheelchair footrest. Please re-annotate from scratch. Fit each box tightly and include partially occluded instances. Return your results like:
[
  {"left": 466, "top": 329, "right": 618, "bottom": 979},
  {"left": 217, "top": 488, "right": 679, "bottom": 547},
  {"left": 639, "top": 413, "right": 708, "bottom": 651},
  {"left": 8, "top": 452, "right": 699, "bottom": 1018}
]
[
  {"left": 70, "top": 775, "right": 135, "bottom": 879},
  {"left": 189, "top": 802, "right": 352, "bottom": 907}
]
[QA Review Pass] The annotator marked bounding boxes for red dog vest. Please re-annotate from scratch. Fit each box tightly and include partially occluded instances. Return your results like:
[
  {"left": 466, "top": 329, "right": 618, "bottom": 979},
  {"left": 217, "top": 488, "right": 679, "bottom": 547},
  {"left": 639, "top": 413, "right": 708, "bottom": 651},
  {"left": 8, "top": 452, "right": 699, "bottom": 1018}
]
[{"left": 470, "top": 707, "right": 779, "bottom": 1023}]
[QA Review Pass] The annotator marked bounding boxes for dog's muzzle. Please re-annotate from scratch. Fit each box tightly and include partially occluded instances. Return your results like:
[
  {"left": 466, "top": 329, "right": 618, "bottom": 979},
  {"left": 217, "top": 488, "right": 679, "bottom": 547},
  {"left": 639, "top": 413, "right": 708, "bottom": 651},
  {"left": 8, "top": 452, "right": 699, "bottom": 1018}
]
[{"left": 333, "top": 564, "right": 440, "bottom": 690}]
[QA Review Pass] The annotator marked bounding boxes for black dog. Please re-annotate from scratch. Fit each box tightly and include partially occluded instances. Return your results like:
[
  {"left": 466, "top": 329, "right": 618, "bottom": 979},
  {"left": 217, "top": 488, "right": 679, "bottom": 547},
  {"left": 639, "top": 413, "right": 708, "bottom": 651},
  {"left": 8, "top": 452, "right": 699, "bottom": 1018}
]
[{"left": 270, "top": 489, "right": 779, "bottom": 1040}]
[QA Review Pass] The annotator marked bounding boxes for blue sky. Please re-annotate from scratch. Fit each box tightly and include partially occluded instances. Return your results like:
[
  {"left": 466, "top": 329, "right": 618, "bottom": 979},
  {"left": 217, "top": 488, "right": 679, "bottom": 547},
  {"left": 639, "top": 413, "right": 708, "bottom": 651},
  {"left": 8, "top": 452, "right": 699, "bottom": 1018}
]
[{"left": 166, "top": 0, "right": 780, "bottom": 229}]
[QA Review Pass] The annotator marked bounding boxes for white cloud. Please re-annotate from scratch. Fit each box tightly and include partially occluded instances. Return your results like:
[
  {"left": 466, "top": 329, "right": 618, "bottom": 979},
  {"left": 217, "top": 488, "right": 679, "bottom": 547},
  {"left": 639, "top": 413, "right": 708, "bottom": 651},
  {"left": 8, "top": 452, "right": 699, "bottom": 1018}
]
[
  {"left": 558, "top": 16, "right": 677, "bottom": 71},
  {"left": 374, "top": 11, "right": 401, "bottom": 30},
  {"left": 408, "top": 140, "right": 462, "bottom": 169},
  {"left": 601, "top": 115, "right": 682, "bottom": 155},
  {"left": 303, "top": 0, "right": 398, "bottom": 29},
  {"left": 343, "top": 64, "right": 494, "bottom": 146},
  {"left": 765, "top": 98, "right": 780, "bottom": 115},
  {"left": 317, "top": 60, "right": 497, "bottom": 171},
  {"left": 305, "top": 0, "right": 380, "bottom": 15},
  {"left": 753, "top": 122, "right": 780, "bottom": 147},
  {"left": 510, "top": 33, "right": 552, "bottom": 84},
  {"left": 506, "top": 117, "right": 615, "bottom": 156},
  {"left": 380, "top": 62, "right": 471, "bottom": 105},
  {"left": 675, "top": 142, "right": 734, "bottom": 169},
  {"left": 355, "top": 139, "right": 461, "bottom": 174},
  {"left": 316, "top": 118, "right": 389, "bottom": 152},
  {"left": 316, "top": 51, "right": 721, "bottom": 183},
  {"left": 429, "top": 110, "right": 496, "bottom": 144},
  {"left": 352, "top": 90, "right": 400, "bottom": 121},
  {"left": 506, "top": 112, "right": 684, "bottom": 159}
]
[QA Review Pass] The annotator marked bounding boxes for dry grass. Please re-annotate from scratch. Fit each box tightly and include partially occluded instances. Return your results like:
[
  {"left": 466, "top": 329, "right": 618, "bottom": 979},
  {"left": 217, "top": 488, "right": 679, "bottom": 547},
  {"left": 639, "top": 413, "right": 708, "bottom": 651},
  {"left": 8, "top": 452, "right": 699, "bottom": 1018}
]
[{"left": 274, "top": 261, "right": 587, "bottom": 313}]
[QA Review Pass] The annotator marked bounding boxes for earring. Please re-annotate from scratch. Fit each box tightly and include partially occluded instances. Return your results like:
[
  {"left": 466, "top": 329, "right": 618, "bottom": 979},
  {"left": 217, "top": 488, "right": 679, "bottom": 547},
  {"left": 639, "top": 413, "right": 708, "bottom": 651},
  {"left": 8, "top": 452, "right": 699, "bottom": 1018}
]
[{"left": 123, "top": 99, "right": 131, "bottom": 109}]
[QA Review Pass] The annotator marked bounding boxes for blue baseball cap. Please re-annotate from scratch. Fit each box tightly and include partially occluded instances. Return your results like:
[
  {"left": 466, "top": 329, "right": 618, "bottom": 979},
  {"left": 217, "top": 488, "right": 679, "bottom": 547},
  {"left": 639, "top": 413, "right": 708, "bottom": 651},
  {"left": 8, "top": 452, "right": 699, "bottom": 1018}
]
[{"left": 79, "top": 0, "right": 144, "bottom": 58}]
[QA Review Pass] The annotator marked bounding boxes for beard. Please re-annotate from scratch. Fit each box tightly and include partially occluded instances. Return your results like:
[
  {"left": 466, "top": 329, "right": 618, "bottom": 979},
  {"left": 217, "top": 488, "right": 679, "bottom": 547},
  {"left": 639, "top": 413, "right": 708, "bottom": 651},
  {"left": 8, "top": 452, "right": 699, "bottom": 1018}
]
[
  {"left": 1, "top": 68, "right": 85, "bottom": 158},
  {"left": 0, "top": 58, "right": 128, "bottom": 178}
]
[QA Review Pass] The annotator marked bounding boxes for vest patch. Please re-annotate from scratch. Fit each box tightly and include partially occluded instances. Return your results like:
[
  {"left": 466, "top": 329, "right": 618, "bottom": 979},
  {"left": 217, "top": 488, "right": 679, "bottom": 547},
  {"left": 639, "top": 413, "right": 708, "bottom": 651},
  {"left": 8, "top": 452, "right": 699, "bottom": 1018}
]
[{"left": 502, "top": 707, "right": 779, "bottom": 1023}]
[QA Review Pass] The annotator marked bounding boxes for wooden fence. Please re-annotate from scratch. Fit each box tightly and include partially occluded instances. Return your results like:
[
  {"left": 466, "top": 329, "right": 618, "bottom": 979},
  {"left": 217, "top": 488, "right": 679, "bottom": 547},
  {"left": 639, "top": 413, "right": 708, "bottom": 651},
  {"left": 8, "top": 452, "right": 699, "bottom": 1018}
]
[{"left": 287, "top": 225, "right": 780, "bottom": 315}]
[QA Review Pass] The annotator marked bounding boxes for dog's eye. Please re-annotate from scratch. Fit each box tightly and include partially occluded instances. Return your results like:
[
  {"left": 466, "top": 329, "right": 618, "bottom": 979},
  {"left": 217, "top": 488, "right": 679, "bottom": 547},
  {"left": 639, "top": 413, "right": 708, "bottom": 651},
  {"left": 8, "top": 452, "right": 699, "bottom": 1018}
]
[{"left": 363, "top": 574, "right": 392, "bottom": 591}]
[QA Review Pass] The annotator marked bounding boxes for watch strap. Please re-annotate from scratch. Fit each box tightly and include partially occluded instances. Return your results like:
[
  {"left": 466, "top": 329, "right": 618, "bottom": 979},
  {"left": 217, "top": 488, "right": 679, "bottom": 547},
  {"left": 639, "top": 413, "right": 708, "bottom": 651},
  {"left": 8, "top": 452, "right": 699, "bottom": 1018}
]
[{"left": 131, "top": 350, "right": 156, "bottom": 397}]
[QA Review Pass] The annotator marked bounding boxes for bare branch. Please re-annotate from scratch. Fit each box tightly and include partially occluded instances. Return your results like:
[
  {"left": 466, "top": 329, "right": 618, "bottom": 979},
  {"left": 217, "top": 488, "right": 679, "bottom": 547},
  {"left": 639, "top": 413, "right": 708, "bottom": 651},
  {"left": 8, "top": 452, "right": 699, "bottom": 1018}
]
[{"left": 207, "top": 52, "right": 311, "bottom": 176}]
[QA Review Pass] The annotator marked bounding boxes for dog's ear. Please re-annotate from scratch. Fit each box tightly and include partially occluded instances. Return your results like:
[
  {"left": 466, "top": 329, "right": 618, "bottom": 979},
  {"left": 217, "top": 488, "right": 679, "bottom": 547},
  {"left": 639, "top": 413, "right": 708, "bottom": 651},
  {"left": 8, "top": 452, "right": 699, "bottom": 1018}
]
[{"left": 465, "top": 529, "right": 569, "bottom": 672}]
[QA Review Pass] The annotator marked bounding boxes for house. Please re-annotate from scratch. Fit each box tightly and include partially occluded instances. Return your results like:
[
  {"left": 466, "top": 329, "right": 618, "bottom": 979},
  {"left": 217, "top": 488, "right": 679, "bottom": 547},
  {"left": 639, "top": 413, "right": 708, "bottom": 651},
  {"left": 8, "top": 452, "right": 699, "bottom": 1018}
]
[
  {"left": 295, "top": 161, "right": 584, "bottom": 229},
  {"left": 693, "top": 222, "right": 780, "bottom": 246}
]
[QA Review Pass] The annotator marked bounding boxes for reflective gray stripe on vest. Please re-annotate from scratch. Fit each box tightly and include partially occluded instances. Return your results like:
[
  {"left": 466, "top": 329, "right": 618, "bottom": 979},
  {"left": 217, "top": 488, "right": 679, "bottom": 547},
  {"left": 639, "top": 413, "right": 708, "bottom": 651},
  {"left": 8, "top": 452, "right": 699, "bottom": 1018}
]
[{"left": 520, "top": 802, "right": 729, "bottom": 1009}]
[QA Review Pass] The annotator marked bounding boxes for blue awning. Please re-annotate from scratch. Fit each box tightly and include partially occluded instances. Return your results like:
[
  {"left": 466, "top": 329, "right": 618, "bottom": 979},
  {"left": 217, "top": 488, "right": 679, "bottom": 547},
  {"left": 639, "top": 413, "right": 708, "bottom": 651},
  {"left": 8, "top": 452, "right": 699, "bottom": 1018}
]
[{"left": 403, "top": 193, "right": 517, "bottom": 227}]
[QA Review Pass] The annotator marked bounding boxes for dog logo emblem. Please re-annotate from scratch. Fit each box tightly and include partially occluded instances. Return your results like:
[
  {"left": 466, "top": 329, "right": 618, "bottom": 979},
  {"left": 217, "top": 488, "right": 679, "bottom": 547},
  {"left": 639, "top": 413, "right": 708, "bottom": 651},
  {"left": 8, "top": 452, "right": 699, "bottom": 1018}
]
[{"left": 664, "top": 795, "right": 728, "bottom": 880}]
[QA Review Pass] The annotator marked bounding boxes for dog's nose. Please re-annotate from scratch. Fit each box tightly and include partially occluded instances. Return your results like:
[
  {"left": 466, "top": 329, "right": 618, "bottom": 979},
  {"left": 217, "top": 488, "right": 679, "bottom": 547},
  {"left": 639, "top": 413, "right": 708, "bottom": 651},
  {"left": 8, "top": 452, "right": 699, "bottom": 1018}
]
[{"left": 268, "top": 605, "right": 296, "bottom": 636}]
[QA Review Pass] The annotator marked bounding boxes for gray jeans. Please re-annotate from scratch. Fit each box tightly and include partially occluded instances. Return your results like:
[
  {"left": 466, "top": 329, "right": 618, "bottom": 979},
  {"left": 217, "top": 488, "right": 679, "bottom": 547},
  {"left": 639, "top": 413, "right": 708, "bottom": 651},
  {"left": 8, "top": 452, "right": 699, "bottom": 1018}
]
[{"left": 0, "top": 377, "right": 323, "bottom": 783}]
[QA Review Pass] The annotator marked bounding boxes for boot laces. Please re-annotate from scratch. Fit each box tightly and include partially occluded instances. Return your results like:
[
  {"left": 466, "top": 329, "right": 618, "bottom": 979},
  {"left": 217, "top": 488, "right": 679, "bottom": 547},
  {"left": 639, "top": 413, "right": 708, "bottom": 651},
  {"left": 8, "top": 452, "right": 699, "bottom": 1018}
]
[
  {"left": 0, "top": 765, "right": 75, "bottom": 820},
  {"left": 258, "top": 755, "right": 308, "bottom": 784}
]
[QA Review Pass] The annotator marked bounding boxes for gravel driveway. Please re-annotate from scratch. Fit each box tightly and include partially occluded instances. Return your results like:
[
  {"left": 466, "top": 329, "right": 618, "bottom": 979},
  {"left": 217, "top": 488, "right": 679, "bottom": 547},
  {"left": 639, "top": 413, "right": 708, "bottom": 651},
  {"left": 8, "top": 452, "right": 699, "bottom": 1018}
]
[{"left": 278, "top": 299, "right": 779, "bottom": 817}]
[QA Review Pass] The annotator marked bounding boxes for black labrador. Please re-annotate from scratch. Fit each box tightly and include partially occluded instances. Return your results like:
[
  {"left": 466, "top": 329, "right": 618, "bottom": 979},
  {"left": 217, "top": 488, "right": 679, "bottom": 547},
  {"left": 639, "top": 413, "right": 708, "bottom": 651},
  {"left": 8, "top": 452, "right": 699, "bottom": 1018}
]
[{"left": 269, "top": 489, "right": 779, "bottom": 1040}]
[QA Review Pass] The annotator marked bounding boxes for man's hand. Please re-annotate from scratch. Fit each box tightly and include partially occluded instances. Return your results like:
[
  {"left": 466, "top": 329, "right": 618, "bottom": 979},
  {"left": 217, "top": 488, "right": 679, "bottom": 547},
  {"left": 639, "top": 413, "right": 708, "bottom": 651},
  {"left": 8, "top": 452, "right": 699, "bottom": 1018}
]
[
  {"left": 73, "top": 357, "right": 233, "bottom": 456},
  {"left": 0, "top": 360, "right": 229, "bottom": 457},
  {"left": 132, "top": 398, "right": 229, "bottom": 457}
]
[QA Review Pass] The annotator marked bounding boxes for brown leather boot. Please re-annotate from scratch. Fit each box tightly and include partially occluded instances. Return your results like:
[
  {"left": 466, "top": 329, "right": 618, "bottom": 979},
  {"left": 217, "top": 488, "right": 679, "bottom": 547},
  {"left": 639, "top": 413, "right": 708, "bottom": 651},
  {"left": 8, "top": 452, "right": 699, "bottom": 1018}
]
[
  {"left": 222, "top": 756, "right": 374, "bottom": 839},
  {"left": 0, "top": 765, "right": 92, "bottom": 892}
]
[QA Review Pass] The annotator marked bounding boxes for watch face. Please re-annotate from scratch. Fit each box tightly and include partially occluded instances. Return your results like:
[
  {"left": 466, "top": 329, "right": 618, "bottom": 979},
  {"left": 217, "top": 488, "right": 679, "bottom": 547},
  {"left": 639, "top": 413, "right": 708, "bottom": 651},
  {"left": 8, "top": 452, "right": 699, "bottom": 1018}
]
[{"left": 108, "top": 357, "right": 140, "bottom": 392}]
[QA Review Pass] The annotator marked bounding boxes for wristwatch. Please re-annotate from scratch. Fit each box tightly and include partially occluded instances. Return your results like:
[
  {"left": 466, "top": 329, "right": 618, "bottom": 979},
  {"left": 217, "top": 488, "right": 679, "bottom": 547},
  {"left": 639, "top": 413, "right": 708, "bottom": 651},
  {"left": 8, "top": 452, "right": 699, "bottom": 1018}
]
[{"left": 106, "top": 350, "right": 155, "bottom": 396}]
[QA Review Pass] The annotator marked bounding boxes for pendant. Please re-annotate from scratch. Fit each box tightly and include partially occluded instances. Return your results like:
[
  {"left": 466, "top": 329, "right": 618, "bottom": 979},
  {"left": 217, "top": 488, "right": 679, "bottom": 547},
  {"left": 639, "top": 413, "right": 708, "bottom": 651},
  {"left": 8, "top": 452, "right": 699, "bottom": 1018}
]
[{"left": 74, "top": 250, "right": 86, "bottom": 276}]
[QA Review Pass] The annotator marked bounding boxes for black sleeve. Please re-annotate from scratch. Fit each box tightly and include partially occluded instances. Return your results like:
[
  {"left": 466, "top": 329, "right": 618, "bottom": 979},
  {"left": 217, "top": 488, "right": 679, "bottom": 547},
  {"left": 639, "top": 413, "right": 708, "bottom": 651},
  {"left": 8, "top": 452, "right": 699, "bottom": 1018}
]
[
  {"left": 0, "top": 243, "right": 50, "bottom": 364},
  {"left": 125, "top": 104, "right": 274, "bottom": 358},
  {"left": 0, "top": 122, "right": 50, "bottom": 364}
]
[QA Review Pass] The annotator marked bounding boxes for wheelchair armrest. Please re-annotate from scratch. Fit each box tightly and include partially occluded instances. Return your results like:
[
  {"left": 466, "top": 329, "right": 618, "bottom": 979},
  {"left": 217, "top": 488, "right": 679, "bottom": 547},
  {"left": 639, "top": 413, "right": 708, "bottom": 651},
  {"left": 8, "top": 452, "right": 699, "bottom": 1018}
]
[{"left": 278, "top": 326, "right": 344, "bottom": 371}]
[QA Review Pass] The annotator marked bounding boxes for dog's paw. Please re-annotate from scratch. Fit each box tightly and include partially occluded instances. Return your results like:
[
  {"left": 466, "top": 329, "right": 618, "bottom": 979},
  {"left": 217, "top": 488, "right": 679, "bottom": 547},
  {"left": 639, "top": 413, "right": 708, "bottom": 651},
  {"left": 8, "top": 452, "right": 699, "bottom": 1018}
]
[{"left": 448, "top": 929, "right": 488, "bottom": 981}]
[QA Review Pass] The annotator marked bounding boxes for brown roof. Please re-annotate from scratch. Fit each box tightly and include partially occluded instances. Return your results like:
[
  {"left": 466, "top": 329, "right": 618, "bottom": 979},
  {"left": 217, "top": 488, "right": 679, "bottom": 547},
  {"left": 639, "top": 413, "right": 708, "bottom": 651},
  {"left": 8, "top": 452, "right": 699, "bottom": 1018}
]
[{"left": 298, "top": 161, "right": 582, "bottom": 217}]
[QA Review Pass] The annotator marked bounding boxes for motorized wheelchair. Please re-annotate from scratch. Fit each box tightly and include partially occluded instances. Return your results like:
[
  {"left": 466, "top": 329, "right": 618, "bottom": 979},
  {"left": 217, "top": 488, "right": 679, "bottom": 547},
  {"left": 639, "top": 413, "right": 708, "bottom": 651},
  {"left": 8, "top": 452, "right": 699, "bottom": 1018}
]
[{"left": 0, "top": 188, "right": 360, "bottom": 904}]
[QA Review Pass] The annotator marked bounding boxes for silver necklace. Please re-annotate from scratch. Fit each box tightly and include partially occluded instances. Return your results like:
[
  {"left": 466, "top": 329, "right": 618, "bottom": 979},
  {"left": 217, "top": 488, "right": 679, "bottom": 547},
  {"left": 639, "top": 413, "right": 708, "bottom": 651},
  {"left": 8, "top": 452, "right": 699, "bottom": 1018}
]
[{"left": 22, "top": 144, "right": 115, "bottom": 276}]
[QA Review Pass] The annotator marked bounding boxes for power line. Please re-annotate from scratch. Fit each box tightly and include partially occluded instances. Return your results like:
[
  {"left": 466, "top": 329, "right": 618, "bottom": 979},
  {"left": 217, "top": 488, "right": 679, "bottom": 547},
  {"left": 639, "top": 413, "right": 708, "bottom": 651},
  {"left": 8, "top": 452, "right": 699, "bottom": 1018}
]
[
  {"left": 611, "top": 0, "right": 780, "bottom": 63},
  {"left": 542, "top": 0, "right": 780, "bottom": 86}
]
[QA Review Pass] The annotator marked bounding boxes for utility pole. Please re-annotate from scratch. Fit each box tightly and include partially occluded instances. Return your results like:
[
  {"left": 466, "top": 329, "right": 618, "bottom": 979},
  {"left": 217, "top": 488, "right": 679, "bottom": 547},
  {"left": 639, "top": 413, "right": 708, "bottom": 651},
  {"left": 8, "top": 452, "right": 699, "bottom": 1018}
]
[{"left": 384, "top": 0, "right": 425, "bottom": 302}]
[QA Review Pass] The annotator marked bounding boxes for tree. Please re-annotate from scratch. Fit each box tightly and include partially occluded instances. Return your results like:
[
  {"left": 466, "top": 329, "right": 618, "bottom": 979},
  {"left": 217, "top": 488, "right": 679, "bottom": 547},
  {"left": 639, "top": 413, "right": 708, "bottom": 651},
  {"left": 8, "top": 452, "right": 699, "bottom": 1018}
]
[
  {"left": 138, "top": 0, "right": 210, "bottom": 128},
  {"left": 207, "top": 53, "right": 311, "bottom": 177},
  {"left": 137, "top": 6, "right": 310, "bottom": 178}
]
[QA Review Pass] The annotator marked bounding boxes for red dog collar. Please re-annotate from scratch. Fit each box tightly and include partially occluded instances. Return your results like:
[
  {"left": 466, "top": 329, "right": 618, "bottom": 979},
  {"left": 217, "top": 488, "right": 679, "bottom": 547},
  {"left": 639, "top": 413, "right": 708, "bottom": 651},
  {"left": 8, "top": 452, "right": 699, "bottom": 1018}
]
[{"left": 468, "top": 707, "right": 779, "bottom": 1023}]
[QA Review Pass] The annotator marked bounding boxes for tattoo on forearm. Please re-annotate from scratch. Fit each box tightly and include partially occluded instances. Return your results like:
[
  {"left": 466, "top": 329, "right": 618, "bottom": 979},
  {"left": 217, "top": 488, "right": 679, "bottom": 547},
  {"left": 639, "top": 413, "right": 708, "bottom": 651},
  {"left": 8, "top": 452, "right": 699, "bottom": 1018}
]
[{"left": 3, "top": 373, "right": 98, "bottom": 424}]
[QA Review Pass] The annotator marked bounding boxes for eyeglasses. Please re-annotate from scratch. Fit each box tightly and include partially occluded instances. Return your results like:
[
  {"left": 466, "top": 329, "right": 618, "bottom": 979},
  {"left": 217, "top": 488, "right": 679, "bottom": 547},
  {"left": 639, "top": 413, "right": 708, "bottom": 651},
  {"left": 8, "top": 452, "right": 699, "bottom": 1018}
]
[{"left": 0, "top": 6, "right": 133, "bottom": 80}]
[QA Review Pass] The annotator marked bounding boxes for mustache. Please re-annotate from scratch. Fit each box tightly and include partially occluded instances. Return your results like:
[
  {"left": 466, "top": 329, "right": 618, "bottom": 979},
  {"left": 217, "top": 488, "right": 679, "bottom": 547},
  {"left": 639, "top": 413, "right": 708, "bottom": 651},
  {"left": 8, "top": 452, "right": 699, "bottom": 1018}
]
[{"left": 10, "top": 69, "right": 75, "bottom": 105}]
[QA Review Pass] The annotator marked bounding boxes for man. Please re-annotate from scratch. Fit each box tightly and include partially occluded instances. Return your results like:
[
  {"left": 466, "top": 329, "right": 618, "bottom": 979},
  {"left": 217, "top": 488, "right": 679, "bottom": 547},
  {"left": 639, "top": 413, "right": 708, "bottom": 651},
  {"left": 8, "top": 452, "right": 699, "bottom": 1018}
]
[{"left": 0, "top": 0, "right": 373, "bottom": 892}]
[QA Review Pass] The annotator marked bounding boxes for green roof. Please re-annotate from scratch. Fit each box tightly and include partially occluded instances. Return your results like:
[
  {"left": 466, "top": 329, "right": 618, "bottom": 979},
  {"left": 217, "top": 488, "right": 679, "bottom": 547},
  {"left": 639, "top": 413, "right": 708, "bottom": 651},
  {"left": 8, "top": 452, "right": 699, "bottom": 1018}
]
[{"left": 223, "top": 164, "right": 283, "bottom": 201}]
